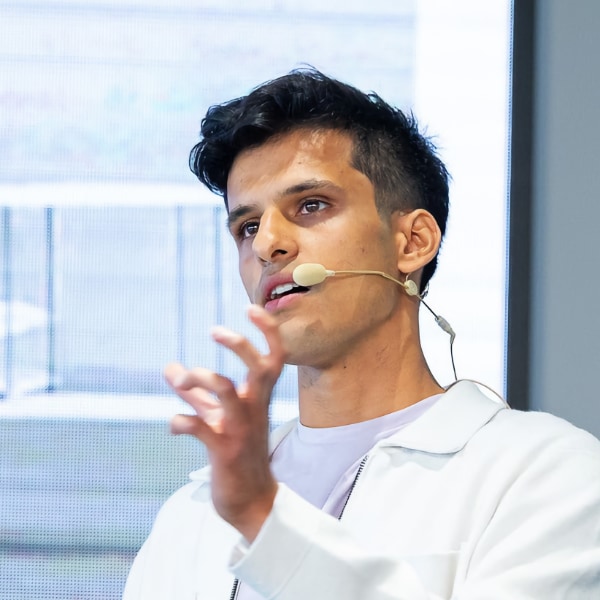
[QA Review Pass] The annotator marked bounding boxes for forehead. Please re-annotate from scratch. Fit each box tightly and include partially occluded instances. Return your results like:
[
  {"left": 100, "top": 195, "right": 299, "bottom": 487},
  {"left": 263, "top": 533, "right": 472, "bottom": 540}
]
[{"left": 226, "top": 128, "right": 357, "bottom": 205}]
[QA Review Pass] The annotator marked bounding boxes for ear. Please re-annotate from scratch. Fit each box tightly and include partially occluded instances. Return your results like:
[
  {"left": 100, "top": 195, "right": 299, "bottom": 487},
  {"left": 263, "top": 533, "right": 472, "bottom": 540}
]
[{"left": 391, "top": 209, "right": 442, "bottom": 278}]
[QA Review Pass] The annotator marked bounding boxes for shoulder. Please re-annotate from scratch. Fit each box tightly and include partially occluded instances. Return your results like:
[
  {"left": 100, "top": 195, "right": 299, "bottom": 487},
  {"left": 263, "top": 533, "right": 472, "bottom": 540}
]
[
  {"left": 458, "top": 407, "right": 600, "bottom": 508},
  {"left": 482, "top": 405, "right": 600, "bottom": 456},
  {"left": 423, "top": 380, "right": 600, "bottom": 491},
  {"left": 443, "top": 380, "right": 600, "bottom": 458}
]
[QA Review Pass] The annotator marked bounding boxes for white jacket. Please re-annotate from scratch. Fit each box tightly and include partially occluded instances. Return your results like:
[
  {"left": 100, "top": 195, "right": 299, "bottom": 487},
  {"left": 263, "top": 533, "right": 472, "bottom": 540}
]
[{"left": 123, "top": 381, "right": 600, "bottom": 599}]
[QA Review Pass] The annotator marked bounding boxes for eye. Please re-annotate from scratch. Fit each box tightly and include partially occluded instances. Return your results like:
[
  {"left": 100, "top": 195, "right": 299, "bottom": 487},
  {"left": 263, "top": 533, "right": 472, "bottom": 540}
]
[
  {"left": 238, "top": 219, "right": 259, "bottom": 239},
  {"left": 299, "top": 199, "right": 328, "bottom": 215}
]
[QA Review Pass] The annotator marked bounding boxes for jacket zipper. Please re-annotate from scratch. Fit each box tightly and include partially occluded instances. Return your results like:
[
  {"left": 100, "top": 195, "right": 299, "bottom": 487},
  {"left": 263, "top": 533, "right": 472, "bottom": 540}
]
[
  {"left": 338, "top": 454, "right": 369, "bottom": 520},
  {"left": 229, "top": 577, "right": 240, "bottom": 600},
  {"left": 227, "top": 454, "right": 369, "bottom": 599}
]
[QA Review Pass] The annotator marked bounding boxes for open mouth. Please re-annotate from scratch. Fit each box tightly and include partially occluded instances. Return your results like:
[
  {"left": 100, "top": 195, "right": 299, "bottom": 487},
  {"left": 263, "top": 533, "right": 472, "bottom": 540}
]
[{"left": 268, "top": 282, "right": 309, "bottom": 301}]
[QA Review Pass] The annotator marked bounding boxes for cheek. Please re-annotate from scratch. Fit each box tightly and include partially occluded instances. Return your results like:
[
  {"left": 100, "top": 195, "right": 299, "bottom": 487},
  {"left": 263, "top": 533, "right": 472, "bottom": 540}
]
[{"left": 238, "top": 254, "right": 258, "bottom": 301}]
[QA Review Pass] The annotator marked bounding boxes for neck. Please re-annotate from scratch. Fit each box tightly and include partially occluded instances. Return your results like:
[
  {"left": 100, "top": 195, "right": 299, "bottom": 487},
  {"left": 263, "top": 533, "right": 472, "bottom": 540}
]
[{"left": 296, "top": 313, "right": 443, "bottom": 427}]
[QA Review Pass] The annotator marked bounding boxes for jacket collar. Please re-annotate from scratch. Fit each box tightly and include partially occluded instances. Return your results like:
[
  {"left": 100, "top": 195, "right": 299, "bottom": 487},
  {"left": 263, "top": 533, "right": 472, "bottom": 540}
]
[
  {"left": 268, "top": 380, "right": 507, "bottom": 457},
  {"left": 378, "top": 380, "right": 507, "bottom": 454},
  {"left": 190, "top": 380, "right": 507, "bottom": 482}
]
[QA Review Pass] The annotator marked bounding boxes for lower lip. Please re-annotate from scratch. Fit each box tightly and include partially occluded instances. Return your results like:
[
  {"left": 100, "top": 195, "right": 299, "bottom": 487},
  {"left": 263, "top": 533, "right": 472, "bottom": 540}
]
[{"left": 264, "top": 291, "right": 307, "bottom": 312}]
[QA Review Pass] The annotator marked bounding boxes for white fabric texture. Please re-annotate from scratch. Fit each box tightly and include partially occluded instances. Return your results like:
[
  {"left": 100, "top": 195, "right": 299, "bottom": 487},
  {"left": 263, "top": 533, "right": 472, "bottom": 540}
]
[
  {"left": 234, "top": 394, "right": 440, "bottom": 600},
  {"left": 123, "top": 381, "right": 600, "bottom": 599},
  {"left": 270, "top": 393, "right": 440, "bottom": 514}
]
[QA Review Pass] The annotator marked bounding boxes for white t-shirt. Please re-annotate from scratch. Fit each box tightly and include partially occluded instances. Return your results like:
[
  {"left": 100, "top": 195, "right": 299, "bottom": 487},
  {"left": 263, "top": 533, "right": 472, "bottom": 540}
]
[
  {"left": 270, "top": 394, "right": 441, "bottom": 517},
  {"left": 237, "top": 394, "right": 441, "bottom": 600}
]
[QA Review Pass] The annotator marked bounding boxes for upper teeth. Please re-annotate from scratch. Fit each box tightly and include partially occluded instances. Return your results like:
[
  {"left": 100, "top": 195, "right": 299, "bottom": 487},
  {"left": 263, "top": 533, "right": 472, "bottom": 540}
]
[{"left": 270, "top": 283, "right": 301, "bottom": 300}]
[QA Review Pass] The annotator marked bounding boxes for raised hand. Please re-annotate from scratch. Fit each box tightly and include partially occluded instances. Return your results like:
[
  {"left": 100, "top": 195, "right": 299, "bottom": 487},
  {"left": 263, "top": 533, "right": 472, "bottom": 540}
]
[{"left": 164, "top": 304, "right": 286, "bottom": 542}]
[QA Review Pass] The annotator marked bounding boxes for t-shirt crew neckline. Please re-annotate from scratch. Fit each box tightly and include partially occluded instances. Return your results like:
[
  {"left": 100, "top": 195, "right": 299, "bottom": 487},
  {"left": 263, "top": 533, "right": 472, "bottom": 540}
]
[
  {"left": 270, "top": 393, "right": 442, "bottom": 513},
  {"left": 295, "top": 393, "right": 442, "bottom": 445}
]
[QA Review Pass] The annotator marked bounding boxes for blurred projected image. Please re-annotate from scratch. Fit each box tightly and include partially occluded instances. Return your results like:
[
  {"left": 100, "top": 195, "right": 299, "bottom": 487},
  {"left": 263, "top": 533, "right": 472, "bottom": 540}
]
[{"left": 0, "top": 1, "right": 509, "bottom": 598}]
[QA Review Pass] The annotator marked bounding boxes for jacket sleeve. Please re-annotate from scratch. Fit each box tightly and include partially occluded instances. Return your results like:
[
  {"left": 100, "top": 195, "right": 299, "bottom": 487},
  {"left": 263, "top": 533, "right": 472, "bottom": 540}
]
[
  {"left": 231, "top": 484, "right": 442, "bottom": 600},
  {"left": 231, "top": 439, "right": 600, "bottom": 599}
]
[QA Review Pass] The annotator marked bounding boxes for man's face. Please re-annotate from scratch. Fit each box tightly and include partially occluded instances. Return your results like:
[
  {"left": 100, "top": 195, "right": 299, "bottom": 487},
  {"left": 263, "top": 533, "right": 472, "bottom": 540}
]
[{"left": 226, "top": 128, "right": 404, "bottom": 368}]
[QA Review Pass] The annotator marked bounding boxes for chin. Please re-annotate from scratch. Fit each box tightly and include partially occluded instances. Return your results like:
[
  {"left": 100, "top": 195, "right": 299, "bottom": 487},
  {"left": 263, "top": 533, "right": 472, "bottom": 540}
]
[
  {"left": 282, "top": 338, "right": 334, "bottom": 370},
  {"left": 278, "top": 315, "right": 344, "bottom": 367}
]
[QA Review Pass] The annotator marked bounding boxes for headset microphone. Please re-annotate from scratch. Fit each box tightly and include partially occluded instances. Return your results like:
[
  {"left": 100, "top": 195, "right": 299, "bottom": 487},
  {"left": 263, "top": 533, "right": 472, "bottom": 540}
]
[
  {"left": 292, "top": 263, "right": 457, "bottom": 379},
  {"left": 292, "top": 263, "right": 420, "bottom": 296}
]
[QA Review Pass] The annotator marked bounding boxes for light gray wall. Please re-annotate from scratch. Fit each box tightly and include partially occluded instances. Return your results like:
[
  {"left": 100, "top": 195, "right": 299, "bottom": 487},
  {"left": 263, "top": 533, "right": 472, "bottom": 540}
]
[{"left": 530, "top": 0, "right": 600, "bottom": 437}]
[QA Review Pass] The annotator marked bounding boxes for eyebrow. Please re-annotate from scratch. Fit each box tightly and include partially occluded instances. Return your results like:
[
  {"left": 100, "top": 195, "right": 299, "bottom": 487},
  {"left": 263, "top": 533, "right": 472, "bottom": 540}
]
[
  {"left": 282, "top": 179, "right": 340, "bottom": 196},
  {"left": 226, "top": 204, "right": 256, "bottom": 231},
  {"left": 226, "top": 179, "right": 342, "bottom": 230}
]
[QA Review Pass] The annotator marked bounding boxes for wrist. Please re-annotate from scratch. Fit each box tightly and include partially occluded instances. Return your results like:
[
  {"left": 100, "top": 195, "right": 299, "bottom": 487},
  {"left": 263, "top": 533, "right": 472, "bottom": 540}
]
[{"left": 232, "top": 482, "right": 278, "bottom": 543}]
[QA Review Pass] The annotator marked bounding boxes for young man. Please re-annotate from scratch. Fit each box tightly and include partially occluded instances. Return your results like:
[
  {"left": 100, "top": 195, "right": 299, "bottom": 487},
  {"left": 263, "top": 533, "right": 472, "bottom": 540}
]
[{"left": 124, "top": 70, "right": 600, "bottom": 599}]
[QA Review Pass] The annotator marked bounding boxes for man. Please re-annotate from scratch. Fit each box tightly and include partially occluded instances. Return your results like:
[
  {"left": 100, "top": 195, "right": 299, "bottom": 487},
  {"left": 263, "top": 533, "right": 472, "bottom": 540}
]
[{"left": 124, "top": 69, "right": 600, "bottom": 599}]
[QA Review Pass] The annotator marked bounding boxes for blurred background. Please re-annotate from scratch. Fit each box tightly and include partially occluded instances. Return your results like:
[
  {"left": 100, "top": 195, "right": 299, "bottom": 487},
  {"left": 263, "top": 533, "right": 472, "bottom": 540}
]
[{"left": 3, "top": 1, "right": 597, "bottom": 598}]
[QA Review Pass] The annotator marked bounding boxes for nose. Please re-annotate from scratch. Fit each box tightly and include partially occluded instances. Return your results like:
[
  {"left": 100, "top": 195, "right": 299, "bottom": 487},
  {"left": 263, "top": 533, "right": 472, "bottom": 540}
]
[{"left": 252, "top": 207, "right": 298, "bottom": 265}]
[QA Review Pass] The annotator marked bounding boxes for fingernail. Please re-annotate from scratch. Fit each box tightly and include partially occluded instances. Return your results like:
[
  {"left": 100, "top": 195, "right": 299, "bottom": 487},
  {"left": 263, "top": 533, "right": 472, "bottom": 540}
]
[
  {"left": 247, "top": 304, "right": 262, "bottom": 317},
  {"left": 210, "top": 325, "right": 236, "bottom": 340},
  {"left": 172, "top": 374, "right": 187, "bottom": 387}
]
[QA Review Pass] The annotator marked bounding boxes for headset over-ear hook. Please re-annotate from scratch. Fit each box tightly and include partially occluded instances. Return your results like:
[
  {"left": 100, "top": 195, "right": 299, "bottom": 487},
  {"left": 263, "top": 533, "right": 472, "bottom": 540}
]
[{"left": 403, "top": 274, "right": 420, "bottom": 297}]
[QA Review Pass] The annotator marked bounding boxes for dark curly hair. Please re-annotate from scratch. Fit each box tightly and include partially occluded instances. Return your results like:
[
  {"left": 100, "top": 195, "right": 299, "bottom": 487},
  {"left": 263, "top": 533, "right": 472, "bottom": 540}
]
[{"left": 190, "top": 68, "right": 449, "bottom": 292}]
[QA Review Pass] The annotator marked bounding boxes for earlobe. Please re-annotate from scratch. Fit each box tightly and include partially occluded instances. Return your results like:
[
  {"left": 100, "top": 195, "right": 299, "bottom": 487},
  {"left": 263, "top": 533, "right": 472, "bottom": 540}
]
[{"left": 392, "top": 209, "right": 442, "bottom": 276}]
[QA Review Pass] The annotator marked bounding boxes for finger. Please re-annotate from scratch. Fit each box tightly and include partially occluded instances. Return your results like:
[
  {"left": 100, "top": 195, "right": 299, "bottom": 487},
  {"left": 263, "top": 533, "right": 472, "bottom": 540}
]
[
  {"left": 171, "top": 413, "right": 216, "bottom": 438},
  {"left": 173, "top": 366, "right": 243, "bottom": 413},
  {"left": 164, "top": 362, "right": 187, "bottom": 388},
  {"left": 172, "top": 366, "right": 234, "bottom": 395},
  {"left": 211, "top": 319, "right": 282, "bottom": 397},
  {"left": 164, "top": 363, "right": 221, "bottom": 409},
  {"left": 246, "top": 304, "right": 286, "bottom": 365},
  {"left": 206, "top": 306, "right": 285, "bottom": 375},
  {"left": 164, "top": 363, "right": 227, "bottom": 425},
  {"left": 210, "top": 326, "right": 263, "bottom": 370},
  {"left": 178, "top": 386, "right": 222, "bottom": 420}
]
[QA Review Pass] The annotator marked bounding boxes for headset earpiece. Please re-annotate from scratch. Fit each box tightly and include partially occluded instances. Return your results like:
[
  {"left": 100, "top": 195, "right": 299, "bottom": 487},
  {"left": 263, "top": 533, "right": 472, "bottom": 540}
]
[{"left": 403, "top": 277, "right": 420, "bottom": 297}]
